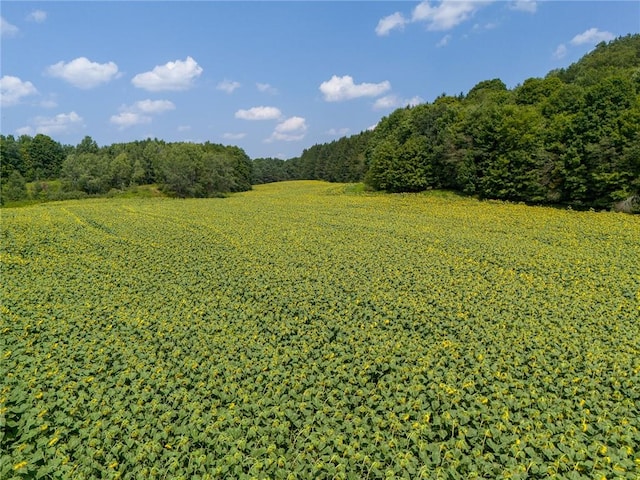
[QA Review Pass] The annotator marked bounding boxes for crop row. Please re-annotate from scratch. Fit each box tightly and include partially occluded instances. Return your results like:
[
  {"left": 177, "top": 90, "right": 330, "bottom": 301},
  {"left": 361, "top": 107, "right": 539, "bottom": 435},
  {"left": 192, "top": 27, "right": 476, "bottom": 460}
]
[{"left": 2, "top": 181, "right": 639, "bottom": 479}]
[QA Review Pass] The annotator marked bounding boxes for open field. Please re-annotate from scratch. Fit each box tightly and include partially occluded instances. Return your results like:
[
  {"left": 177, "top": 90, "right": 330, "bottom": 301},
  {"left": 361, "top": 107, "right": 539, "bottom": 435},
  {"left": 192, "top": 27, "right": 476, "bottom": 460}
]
[{"left": 2, "top": 181, "right": 639, "bottom": 479}]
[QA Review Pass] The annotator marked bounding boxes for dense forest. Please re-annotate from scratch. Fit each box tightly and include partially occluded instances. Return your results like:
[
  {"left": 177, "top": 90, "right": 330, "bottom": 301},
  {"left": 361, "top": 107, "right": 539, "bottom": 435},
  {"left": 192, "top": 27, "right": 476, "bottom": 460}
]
[
  {"left": 0, "top": 135, "right": 253, "bottom": 202},
  {"left": 257, "top": 34, "right": 640, "bottom": 211},
  {"left": 1, "top": 34, "right": 639, "bottom": 210}
]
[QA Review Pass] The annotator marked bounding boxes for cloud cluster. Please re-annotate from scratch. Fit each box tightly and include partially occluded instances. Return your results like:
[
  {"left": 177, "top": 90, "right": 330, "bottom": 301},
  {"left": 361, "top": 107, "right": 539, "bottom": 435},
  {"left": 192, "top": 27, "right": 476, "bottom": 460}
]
[
  {"left": 47, "top": 57, "right": 119, "bottom": 89},
  {"left": 375, "top": 12, "right": 406, "bottom": 36},
  {"left": 217, "top": 79, "right": 241, "bottom": 94},
  {"left": 376, "top": 0, "right": 494, "bottom": 36},
  {"left": 570, "top": 27, "right": 614, "bottom": 46},
  {"left": 1, "top": 75, "right": 38, "bottom": 107},
  {"left": 319, "top": 75, "right": 391, "bottom": 102},
  {"left": 1, "top": 16, "right": 19, "bottom": 37},
  {"left": 413, "top": 0, "right": 490, "bottom": 31},
  {"left": 510, "top": 1, "right": 537, "bottom": 14},
  {"left": 554, "top": 27, "right": 614, "bottom": 59},
  {"left": 235, "top": 106, "right": 282, "bottom": 121},
  {"left": 17, "top": 111, "right": 83, "bottom": 136},
  {"left": 268, "top": 116, "right": 308, "bottom": 142},
  {"left": 373, "top": 95, "right": 423, "bottom": 111},
  {"left": 132, "top": 56, "right": 202, "bottom": 92},
  {"left": 234, "top": 105, "right": 306, "bottom": 142},
  {"left": 110, "top": 99, "right": 175, "bottom": 129},
  {"left": 256, "top": 82, "right": 277, "bottom": 95},
  {"left": 27, "top": 10, "right": 47, "bottom": 23}
]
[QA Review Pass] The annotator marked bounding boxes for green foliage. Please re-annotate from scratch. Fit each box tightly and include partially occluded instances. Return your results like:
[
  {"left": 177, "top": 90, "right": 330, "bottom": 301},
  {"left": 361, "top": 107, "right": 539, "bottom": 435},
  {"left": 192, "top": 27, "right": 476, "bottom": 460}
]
[
  {"left": 2, "top": 181, "right": 639, "bottom": 478},
  {"left": 252, "top": 157, "right": 299, "bottom": 184},
  {"left": 360, "top": 34, "right": 640, "bottom": 209},
  {"left": 23, "top": 134, "right": 66, "bottom": 181},
  {"left": 155, "top": 142, "right": 251, "bottom": 198},
  {"left": 260, "top": 34, "right": 639, "bottom": 211},
  {"left": 0, "top": 170, "right": 27, "bottom": 203}
]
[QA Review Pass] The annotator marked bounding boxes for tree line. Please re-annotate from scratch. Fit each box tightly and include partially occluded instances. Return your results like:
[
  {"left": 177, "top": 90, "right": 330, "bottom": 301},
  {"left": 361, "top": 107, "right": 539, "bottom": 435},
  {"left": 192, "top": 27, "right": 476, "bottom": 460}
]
[
  {"left": 2, "top": 34, "right": 638, "bottom": 210},
  {"left": 0, "top": 135, "right": 253, "bottom": 202},
  {"left": 255, "top": 34, "right": 640, "bottom": 211}
]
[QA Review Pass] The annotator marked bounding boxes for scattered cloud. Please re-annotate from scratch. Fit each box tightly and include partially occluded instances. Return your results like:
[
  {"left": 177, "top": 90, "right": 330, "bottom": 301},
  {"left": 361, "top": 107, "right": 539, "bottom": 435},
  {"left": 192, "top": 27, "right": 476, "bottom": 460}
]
[
  {"left": 553, "top": 43, "right": 567, "bottom": 59},
  {"left": 375, "top": 12, "right": 407, "bottom": 36},
  {"left": 373, "top": 94, "right": 424, "bottom": 111},
  {"left": 17, "top": 111, "right": 83, "bottom": 136},
  {"left": 1, "top": 75, "right": 38, "bottom": 107},
  {"left": 319, "top": 75, "right": 391, "bottom": 102},
  {"left": 1, "top": 16, "right": 19, "bottom": 37},
  {"left": 235, "top": 106, "right": 282, "bottom": 120},
  {"left": 412, "top": 0, "right": 491, "bottom": 31},
  {"left": 267, "top": 116, "right": 308, "bottom": 142},
  {"left": 257, "top": 82, "right": 278, "bottom": 94},
  {"left": 110, "top": 99, "right": 175, "bottom": 129},
  {"left": 40, "top": 98, "right": 58, "bottom": 109},
  {"left": 553, "top": 28, "right": 614, "bottom": 60},
  {"left": 110, "top": 112, "right": 152, "bottom": 129},
  {"left": 326, "top": 127, "right": 350, "bottom": 136},
  {"left": 132, "top": 99, "right": 175, "bottom": 114},
  {"left": 217, "top": 79, "right": 241, "bottom": 94},
  {"left": 377, "top": 1, "right": 493, "bottom": 36},
  {"left": 570, "top": 27, "right": 614, "bottom": 46},
  {"left": 473, "top": 22, "right": 498, "bottom": 31},
  {"left": 367, "top": 123, "right": 379, "bottom": 131},
  {"left": 223, "top": 132, "right": 247, "bottom": 140},
  {"left": 46, "top": 57, "right": 119, "bottom": 89},
  {"left": 436, "top": 34, "right": 452, "bottom": 47},
  {"left": 510, "top": 1, "right": 537, "bottom": 14},
  {"left": 177, "top": 125, "right": 191, "bottom": 132},
  {"left": 132, "top": 56, "right": 202, "bottom": 92},
  {"left": 26, "top": 10, "right": 47, "bottom": 23}
]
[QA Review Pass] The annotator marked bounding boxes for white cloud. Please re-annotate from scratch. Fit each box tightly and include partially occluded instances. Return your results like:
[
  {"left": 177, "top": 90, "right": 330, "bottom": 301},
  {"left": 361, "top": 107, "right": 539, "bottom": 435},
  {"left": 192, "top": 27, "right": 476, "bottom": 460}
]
[
  {"left": 436, "top": 34, "right": 452, "bottom": 47},
  {"left": 110, "top": 112, "right": 152, "bottom": 129},
  {"left": 1, "top": 17, "right": 19, "bottom": 37},
  {"left": 510, "top": 1, "right": 537, "bottom": 13},
  {"left": 267, "top": 116, "right": 308, "bottom": 142},
  {"left": 570, "top": 28, "right": 614, "bottom": 46},
  {"left": 411, "top": 0, "right": 491, "bottom": 31},
  {"left": 132, "top": 56, "right": 203, "bottom": 92},
  {"left": 276, "top": 116, "right": 307, "bottom": 133},
  {"left": 552, "top": 28, "right": 615, "bottom": 60},
  {"left": 46, "top": 57, "right": 119, "bottom": 89},
  {"left": 110, "top": 99, "right": 175, "bottom": 129},
  {"left": 553, "top": 43, "right": 568, "bottom": 59},
  {"left": 177, "top": 125, "right": 191, "bottom": 132},
  {"left": 375, "top": 12, "right": 407, "bottom": 36},
  {"left": 217, "top": 79, "right": 241, "bottom": 94},
  {"left": 27, "top": 10, "right": 47, "bottom": 23},
  {"left": 40, "top": 98, "right": 58, "bottom": 109},
  {"left": 223, "top": 132, "right": 247, "bottom": 140},
  {"left": 319, "top": 75, "right": 391, "bottom": 102},
  {"left": 18, "top": 111, "right": 83, "bottom": 136},
  {"left": 257, "top": 82, "right": 278, "bottom": 94},
  {"left": 132, "top": 99, "right": 175, "bottom": 114},
  {"left": 473, "top": 22, "right": 498, "bottom": 31},
  {"left": 326, "top": 127, "right": 350, "bottom": 136},
  {"left": 373, "top": 94, "right": 424, "bottom": 111},
  {"left": 235, "top": 106, "right": 282, "bottom": 120},
  {"left": 1, "top": 75, "right": 38, "bottom": 106}
]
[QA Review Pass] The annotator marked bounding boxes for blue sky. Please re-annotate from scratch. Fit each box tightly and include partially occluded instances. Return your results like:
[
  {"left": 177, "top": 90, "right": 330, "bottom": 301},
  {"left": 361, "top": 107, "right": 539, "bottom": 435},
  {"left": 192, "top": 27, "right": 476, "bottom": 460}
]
[{"left": 1, "top": 1, "right": 638, "bottom": 159}]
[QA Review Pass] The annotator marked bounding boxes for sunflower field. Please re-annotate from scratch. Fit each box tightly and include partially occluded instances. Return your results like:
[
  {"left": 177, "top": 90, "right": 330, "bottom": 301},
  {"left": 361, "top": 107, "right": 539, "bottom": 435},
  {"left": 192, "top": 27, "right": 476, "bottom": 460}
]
[{"left": 2, "top": 181, "right": 639, "bottom": 479}]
